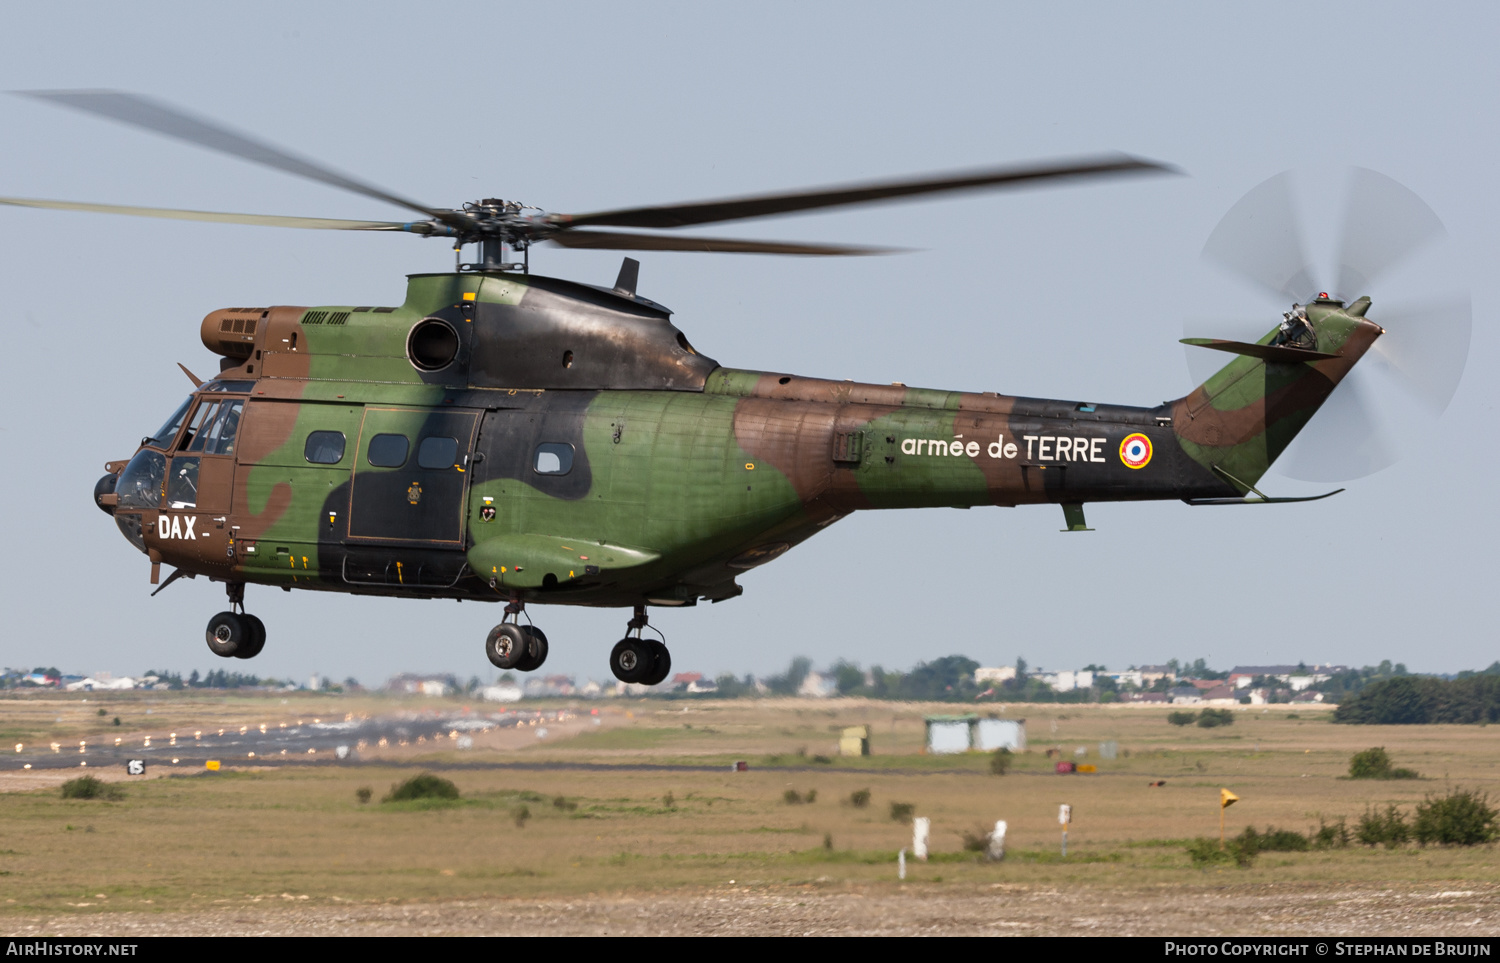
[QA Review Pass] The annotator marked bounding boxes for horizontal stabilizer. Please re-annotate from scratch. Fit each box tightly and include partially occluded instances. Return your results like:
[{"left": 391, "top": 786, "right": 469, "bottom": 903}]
[{"left": 1180, "top": 338, "right": 1338, "bottom": 363}]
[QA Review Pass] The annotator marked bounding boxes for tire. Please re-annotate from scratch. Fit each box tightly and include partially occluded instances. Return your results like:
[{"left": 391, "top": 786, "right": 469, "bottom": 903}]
[
  {"left": 485, "top": 623, "right": 530, "bottom": 670},
  {"left": 642, "top": 640, "right": 671, "bottom": 686},
  {"left": 516, "top": 625, "right": 549, "bottom": 672},
  {"left": 206, "top": 611, "right": 247, "bottom": 658},
  {"left": 235, "top": 614, "right": 266, "bottom": 659},
  {"left": 609, "top": 638, "right": 654, "bottom": 684}
]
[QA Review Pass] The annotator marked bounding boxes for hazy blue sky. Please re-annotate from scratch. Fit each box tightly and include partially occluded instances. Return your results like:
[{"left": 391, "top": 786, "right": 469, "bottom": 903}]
[{"left": 0, "top": 2, "right": 1495, "bottom": 685}]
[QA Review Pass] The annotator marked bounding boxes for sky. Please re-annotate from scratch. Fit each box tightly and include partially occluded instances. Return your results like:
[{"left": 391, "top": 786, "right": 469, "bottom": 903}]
[{"left": 0, "top": 2, "right": 1495, "bottom": 685}]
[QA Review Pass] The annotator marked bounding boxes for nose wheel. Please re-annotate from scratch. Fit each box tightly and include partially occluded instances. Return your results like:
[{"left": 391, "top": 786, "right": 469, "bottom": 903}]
[
  {"left": 485, "top": 596, "right": 548, "bottom": 671},
  {"left": 206, "top": 582, "right": 266, "bottom": 659},
  {"left": 609, "top": 605, "right": 671, "bottom": 685}
]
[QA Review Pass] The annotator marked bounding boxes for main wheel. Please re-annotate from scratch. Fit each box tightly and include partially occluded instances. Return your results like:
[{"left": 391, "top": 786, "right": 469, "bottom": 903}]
[
  {"left": 609, "top": 638, "right": 654, "bottom": 684},
  {"left": 516, "top": 625, "right": 549, "bottom": 672},
  {"left": 206, "top": 611, "right": 247, "bottom": 658},
  {"left": 485, "top": 623, "right": 530, "bottom": 670},
  {"left": 235, "top": 614, "right": 266, "bottom": 659},
  {"left": 642, "top": 640, "right": 671, "bottom": 686}
]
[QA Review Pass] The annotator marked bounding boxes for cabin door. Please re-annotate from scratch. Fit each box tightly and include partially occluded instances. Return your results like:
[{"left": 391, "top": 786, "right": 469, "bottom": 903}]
[{"left": 347, "top": 407, "right": 479, "bottom": 546}]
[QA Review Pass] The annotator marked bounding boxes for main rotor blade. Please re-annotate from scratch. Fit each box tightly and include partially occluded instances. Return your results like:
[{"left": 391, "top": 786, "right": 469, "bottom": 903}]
[
  {"left": 1334, "top": 168, "right": 1446, "bottom": 300},
  {"left": 17, "top": 89, "right": 468, "bottom": 230},
  {"left": 545, "top": 229, "right": 897, "bottom": 255},
  {"left": 1202, "top": 170, "right": 1318, "bottom": 304},
  {"left": 554, "top": 155, "right": 1176, "bottom": 231},
  {"left": 0, "top": 195, "right": 410, "bottom": 231},
  {"left": 1368, "top": 296, "right": 1472, "bottom": 415}
]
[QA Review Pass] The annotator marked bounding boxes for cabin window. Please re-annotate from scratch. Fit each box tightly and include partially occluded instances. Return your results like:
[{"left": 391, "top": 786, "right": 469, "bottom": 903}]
[
  {"left": 304, "top": 431, "right": 346, "bottom": 465},
  {"left": 417, "top": 436, "right": 459, "bottom": 470},
  {"left": 533, "top": 442, "right": 574, "bottom": 475},
  {"left": 367, "top": 433, "right": 409, "bottom": 468}
]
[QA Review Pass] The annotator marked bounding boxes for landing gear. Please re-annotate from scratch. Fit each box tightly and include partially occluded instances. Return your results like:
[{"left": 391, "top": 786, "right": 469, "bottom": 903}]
[
  {"left": 485, "top": 596, "right": 548, "bottom": 671},
  {"left": 206, "top": 582, "right": 267, "bottom": 659},
  {"left": 609, "top": 605, "right": 671, "bottom": 685}
]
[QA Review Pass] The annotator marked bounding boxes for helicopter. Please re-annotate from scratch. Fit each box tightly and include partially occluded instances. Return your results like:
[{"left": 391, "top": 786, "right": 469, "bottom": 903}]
[{"left": 5, "top": 91, "right": 1469, "bottom": 686}]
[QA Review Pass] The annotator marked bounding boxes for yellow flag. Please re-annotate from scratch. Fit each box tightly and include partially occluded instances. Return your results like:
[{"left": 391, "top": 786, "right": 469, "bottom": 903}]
[{"left": 1220, "top": 788, "right": 1239, "bottom": 808}]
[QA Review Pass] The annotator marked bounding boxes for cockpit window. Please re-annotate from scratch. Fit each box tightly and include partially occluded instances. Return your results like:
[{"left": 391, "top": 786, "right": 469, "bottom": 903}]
[
  {"left": 200, "top": 380, "right": 254, "bottom": 393},
  {"left": 185, "top": 400, "right": 244, "bottom": 455},
  {"left": 146, "top": 396, "right": 194, "bottom": 449}
]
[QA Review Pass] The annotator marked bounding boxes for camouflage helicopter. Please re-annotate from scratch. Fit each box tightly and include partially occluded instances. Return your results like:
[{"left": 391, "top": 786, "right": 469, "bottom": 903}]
[{"left": 7, "top": 92, "right": 1469, "bottom": 685}]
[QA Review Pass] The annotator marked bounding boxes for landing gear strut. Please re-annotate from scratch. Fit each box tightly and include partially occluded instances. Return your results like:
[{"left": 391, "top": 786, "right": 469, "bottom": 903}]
[
  {"left": 485, "top": 595, "right": 548, "bottom": 672},
  {"left": 205, "top": 581, "right": 266, "bottom": 659},
  {"left": 609, "top": 604, "right": 671, "bottom": 686}
]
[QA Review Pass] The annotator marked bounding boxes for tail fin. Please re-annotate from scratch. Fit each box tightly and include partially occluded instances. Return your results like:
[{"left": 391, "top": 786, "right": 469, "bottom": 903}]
[{"left": 1172, "top": 298, "right": 1382, "bottom": 491}]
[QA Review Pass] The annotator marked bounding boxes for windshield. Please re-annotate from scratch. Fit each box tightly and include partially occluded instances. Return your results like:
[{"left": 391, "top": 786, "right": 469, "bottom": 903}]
[{"left": 146, "top": 396, "right": 194, "bottom": 449}]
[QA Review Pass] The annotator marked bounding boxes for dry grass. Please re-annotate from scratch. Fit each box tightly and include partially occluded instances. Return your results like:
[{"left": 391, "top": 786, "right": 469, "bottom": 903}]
[{"left": 2, "top": 693, "right": 1498, "bottom": 924}]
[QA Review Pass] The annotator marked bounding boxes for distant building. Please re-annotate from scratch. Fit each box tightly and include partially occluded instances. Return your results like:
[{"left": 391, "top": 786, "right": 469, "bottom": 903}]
[
  {"left": 1228, "top": 665, "right": 1345, "bottom": 690},
  {"left": 1120, "top": 692, "right": 1168, "bottom": 704},
  {"left": 481, "top": 683, "right": 523, "bottom": 703},
  {"left": 386, "top": 673, "right": 457, "bottom": 697},
  {"left": 1135, "top": 665, "right": 1177, "bottom": 686},
  {"left": 1168, "top": 686, "right": 1202, "bottom": 705},
  {"left": 798, "top": 672, "right": 837, "bottom": 698},
  {"left": 1035, "top": 670, "right": 1094, "bottom": 692},
  {"left": 974, "top": 666, "right": 1017, "bottom": 685}
]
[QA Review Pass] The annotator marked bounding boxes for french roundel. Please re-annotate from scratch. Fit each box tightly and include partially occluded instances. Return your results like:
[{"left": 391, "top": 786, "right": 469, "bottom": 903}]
[{"left": 1119, "top": 433, "right": 1152, "bottom": 469}]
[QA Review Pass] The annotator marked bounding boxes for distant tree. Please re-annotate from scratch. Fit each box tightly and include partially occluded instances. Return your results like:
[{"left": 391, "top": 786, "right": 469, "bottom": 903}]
[
  {"left": 1015, "top": 656, "right": 1028, "bottom": 679},
  {"left": 899, "top": 655, "right": 980, "bottom": 700},
  {"left": 831, "top": 660, "right": 865, "bottom": 696},
  {"left": 1334, "top": 675, "right": 1500, "bottom": 725},
  {"left": 765, "top": 657, "right": 813, "bottom": 695}
]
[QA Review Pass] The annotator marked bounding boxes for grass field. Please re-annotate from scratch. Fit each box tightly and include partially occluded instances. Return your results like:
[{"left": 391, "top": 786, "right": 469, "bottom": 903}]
[{"left": 2, "top": 692, "right": 1497, "bottom": 934}]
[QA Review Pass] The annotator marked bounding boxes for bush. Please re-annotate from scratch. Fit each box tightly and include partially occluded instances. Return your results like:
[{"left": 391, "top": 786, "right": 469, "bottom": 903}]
[
  {"left": 783, "top": 789, "right": 803, "bottom": 805},
  {"left": 512, "top": 805, "right": 530, "bottom": 828},
  {"left": 1412, "top": 788, "right": 1498, "bottom": 846},
  {"left": 1167, "top": 711, "right": 1198, "bottom": 727},
  {"left": 663, "top": 792, "right": 675, "bottom": 809},
  {"left": 383, "top": 773, "right": 459, "bottom": 803},
  {"left": 1186, "top": 837, "right": 1254, "bottom": 868},
  {"left": 1348, "top": 747, "right": 1420, "bottom": 780},
  {"left": 1356, "top": 804, "right": 1409, "bottom": 848},
  {"left": 553, "top": 795, "right": 577, "bottom": 812},
  {"left": 1197, "top": 708, "right": 1235, "bottom": 728},
  {"left": 1313, "top": 816, "right": 1351, "bottom": 849},
  {"left": 889, "top": 801, "right": 915, "bottom": 822},
  {"left": 959, "top": 826, "right": 991, "bottom": 852},
  {"left": 989, "top": 747, "right": 1013, "bottom": 776},
  {"left": 1234, "top": 826, "right": 1309, "bottom": 855},
  {"left": 848, "top": 788, "right": 871, "bottom": 808},
  {"left": 60, "top": 776, "right": 124, "bottom": 801},
  {"left": 355, "top": 787, "right": 373, "bottom": 804}
]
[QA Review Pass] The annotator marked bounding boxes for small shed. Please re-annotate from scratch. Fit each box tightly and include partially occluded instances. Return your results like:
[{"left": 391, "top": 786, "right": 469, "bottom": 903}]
[
  {"left": 926, "top": 715, "right": 1027, "bottom": 753},
  {"left": 976, "top": 718, "right": 1026, "bottom": 752},
  {"left": 925, "top": 715, "right": 975, "bottom": 754},
  {"left": 839, "top": 725, "right": 871, "bottom": 757}
]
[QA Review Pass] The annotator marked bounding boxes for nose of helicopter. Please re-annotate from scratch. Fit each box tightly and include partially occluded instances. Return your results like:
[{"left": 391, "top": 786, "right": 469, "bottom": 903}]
[{"left": 93, "top": 472, "right": 118, "bottom": 515}]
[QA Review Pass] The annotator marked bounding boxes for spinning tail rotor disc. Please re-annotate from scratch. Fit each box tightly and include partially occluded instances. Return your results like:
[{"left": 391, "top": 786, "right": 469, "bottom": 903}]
[{"left": 1187, "top": 168, "right": 1470, "bottom": 481}]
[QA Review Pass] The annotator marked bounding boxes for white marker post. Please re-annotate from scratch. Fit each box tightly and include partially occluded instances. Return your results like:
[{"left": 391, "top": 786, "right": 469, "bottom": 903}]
[
  {"left": 913, "top": 816, "right": 930, "bottom": 861},
  {"left": 1059, "top": 803, "right": 1072, "bottom": 857},
  {"left": 898, "top": 848, "right": 906, "bottom": 880},
  {"left": 988, "top": 820, "right": 1007, "bottom": 862}
]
